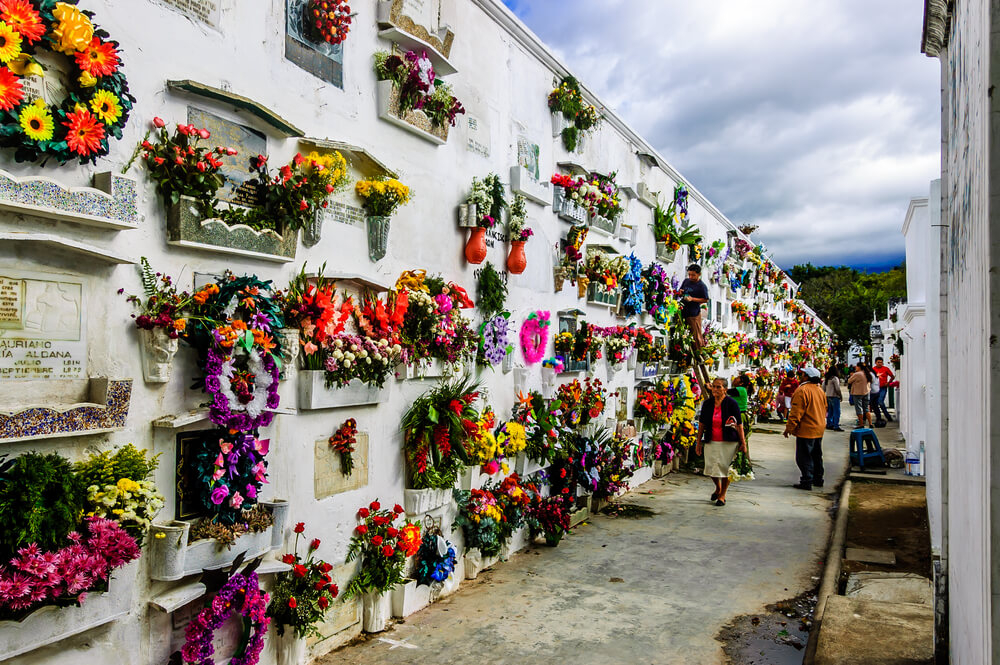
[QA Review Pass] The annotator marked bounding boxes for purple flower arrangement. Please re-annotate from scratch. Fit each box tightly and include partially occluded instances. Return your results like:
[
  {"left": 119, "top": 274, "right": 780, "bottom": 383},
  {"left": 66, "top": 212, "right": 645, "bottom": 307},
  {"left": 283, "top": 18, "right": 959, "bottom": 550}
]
[{"left": 180, "top": 570, "right": 270, "bottom": 665}]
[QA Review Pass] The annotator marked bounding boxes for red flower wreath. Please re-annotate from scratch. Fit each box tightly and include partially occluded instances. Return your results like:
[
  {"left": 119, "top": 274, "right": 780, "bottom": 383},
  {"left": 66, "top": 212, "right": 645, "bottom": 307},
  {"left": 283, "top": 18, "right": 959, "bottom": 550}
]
[{"left": 305, "top": 0, "right": 352, "bottom": 46}]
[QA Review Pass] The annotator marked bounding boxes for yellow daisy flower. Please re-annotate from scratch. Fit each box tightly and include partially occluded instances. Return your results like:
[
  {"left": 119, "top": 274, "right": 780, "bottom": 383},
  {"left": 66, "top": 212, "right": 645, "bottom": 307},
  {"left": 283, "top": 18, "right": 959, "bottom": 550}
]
[
  {"left": 90, "top": 89, "right": 121, "bottom": 124},
  {"left": 19, "top": 99, "right": 53, "bottom": 141},
  {"left": 0, "top": 21, "right": 22, "bottom": 64}
]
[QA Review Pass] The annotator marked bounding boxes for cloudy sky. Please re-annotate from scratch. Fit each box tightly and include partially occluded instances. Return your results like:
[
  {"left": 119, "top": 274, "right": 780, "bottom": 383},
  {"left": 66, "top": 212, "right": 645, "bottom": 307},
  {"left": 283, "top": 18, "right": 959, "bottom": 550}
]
[{"left": 503, "top": 0, "right": 941, "bottom": 271}]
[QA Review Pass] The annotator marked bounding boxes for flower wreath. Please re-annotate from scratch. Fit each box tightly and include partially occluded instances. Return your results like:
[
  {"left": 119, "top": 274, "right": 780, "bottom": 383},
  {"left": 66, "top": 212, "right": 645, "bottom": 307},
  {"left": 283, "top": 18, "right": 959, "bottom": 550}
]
[
  {"left": 305, "top": 0, "right": 352, "bottom": 46},
  {"left": 414, "top": 534, "right": 457, "bottom": 586},
  {"left": 0, "top": 0, "right": 134, "bottom": 164},
  {"left": 180, "top": 570, "right": 270, "bottom": 665},
  {"left": 520, "top": 311, "right": 550, "bottom": 364},
  {"left": 205, "top": 346, "right": 280, "bottom": 432},
  {"left": 479, "top": 313, "right": 511, "bottom": 365},
  {"left": 188, "top": 430, "right": 269, "bottom": 525}
]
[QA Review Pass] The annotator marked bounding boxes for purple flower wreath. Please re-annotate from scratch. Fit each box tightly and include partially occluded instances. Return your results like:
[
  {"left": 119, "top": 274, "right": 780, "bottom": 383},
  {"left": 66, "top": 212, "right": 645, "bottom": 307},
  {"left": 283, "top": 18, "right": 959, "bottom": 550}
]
[
  {"left": 480, "top": 314, "right": 511, "bottom": 365},
  {"left": 204, "top": 347, "right": 280, "bottom": 432},
  {"left": 181, "top": 571, "right": 270, "bottom": 665}
]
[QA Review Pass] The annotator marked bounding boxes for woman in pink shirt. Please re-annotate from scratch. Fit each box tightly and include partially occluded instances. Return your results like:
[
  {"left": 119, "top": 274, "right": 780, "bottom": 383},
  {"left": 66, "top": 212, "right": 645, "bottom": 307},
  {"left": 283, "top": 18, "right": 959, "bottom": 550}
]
[{"left": 696, "top": 377, "right": 748, "bottom": 506}]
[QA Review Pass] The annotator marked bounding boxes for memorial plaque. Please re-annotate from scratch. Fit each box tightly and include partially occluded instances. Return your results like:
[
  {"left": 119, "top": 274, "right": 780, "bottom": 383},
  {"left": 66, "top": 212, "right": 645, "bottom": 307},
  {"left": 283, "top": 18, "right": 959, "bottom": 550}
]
[
  {"left": 158, "top": 0, "right": 222, "bottom": 29},
  {"left": 517, "top": 137, "right": 540, "bottom": 181},
  {"left": 465, "top": 115, "right": 490, "bottom": 159},
  {"left": 0, "top": 271, "right": 85, "bottom": 381},
  {"left": 315, "top": 433, "right": 369, "bottom": 499},
  {"left": 285, "top": 0, "right": 344, "bottom": 88},
  {"left": 186, "top": 108, "right": 266, "bottom": 207}
]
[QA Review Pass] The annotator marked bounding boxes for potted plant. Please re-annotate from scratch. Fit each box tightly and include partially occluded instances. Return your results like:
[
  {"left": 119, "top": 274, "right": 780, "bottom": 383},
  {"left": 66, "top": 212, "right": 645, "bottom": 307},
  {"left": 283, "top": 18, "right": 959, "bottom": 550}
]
[
  {"left": 453, "top": 487, "right": 504, "bottom": 578},
  {"left": 356, "top": 176, "right": 411, "bottom": 261},
  {"left": 547, "top": 76, "right": 601, "bottom": 153},
  {"left": 506, "top": 194, "right": 533, "bottom": 274},
  {"left": 267, "top": 523, "right": 340, "bottom": 665},
  {"left": 343, "top": 501, "right": 422, "bottom": 633},
  {"left": 527, "top": 494, "right": 572, "bottom": 546},
  {"left": 390, "top": 272, "right": 478, "bottom": 375},
  {"left": 373, "top": 50, "right": 465, "bottom": 144},
  {"left": 122, "top": 258, "right": 188, "bottom": 383}
]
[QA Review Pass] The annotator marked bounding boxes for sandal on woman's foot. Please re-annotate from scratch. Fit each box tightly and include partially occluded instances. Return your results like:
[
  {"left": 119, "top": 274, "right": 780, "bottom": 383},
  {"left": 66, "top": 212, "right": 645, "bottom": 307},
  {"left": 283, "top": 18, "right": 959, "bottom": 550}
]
[
  {"left": 715, "top": 498, "right": 726, "bottom": 506},
  {"left": 711, "top": 491, "right": 719, "bottom": 501}
]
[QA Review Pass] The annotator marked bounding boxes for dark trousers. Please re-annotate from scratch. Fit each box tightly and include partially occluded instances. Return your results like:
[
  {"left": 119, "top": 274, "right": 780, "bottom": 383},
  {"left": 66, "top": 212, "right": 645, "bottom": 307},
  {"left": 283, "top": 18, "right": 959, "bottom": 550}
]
[
  {"left": 872, "top": 388, "right": 891, "bottom": 420},
  {"left": 795, "top": 437, "right": 824, "bottom": 486}
]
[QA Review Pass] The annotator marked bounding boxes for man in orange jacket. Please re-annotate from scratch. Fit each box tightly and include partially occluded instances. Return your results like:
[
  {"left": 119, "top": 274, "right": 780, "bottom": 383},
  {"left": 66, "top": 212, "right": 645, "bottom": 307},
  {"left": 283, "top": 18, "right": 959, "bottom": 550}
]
[{"left": 783, "top": 366, "right": 827, "bottom": 490}]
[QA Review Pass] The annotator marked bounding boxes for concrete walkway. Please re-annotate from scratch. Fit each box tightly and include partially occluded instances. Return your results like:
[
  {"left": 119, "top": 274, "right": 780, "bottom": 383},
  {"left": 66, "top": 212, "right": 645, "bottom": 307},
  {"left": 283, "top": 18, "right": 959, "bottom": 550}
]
[{"left": 318, "top": 427, "right": 849, "bottom": 665}]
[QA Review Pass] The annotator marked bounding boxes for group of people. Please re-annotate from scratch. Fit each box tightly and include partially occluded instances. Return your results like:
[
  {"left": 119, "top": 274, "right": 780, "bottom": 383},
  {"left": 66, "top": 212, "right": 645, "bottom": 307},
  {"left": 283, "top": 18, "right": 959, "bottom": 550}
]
[{"left": 696, "top": 358, "right": 897, "bottom": 501}]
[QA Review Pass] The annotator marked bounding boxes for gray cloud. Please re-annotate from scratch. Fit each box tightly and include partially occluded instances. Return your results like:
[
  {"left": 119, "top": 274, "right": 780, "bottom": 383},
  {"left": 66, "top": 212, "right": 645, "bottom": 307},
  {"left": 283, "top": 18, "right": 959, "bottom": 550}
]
[{"left": 505, "top": 0, "right": 940, "bottom": 268}]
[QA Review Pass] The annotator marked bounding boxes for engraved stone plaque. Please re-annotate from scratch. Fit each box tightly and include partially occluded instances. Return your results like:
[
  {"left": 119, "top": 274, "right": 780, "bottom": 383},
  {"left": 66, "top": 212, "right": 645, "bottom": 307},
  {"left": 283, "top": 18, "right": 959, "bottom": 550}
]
[
  {"left": 465, "top": 115, "right": 490, "bottom": 159},
  {"left": 315, "top": 432, "right": 369, "bottom": 499},
  {"left": 0, "top": 271, "right": 86, "bottom": 381},
  {"left": 186, "top": 108, "right": 267, "bottom": 207},
  {"left": 158, "top": 0, "right": 221, "bottom": 28}
]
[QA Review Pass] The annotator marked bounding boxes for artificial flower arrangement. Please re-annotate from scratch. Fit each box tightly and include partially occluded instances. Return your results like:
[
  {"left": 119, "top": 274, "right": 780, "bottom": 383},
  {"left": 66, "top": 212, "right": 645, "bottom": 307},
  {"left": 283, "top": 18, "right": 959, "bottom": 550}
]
[
  {"left": 582, "top": 251, "right": 627, "bottom": 294},
  {"left": 452, "top": 487, "right": 504, "bottom": 557},
  {"left": 178, "top": 562, "right": 269, "bottom": 665},
  {"left": 123, "top": 257, "right": 191, "bottom": 338},
  {"left": 414, "top": 525, "right": 457, "bottom": 587},
  {"left": 0, "top": 445, "right": 162, "bottom": 618},
  {"left": 478, "top": 312, "right": 512, "bottom": 368},
  {"left": 602, "top": 325, "right": 635, "bottom": 366},
  {"left": 373, "top": 49, "right": 465, "bottom": 128},
  {"left": 553, "top": 330, "right": 575, "bottom": 364},
  {"left": 667, "top": 375, "right": 699, "bottom": 450},
  {"left": 653, "top": 183, "right": 701, "bottom": 250},
  {"left": 641, "top": 262, "right": 679, "bottom": 325},
  {"left": 890, "top": 353, "right": 901, "bottom": 369},
  {"left": 519, "top": 311, "right": 550, "bottom": 364},
  {"left": 136, "top": 118, "right": 348, "bottom": 233},
  {"left": 329, "top": 418, "right": 358, "bottom": 476},
  {"left": 268, "top": 522, "right": 340, "bottom": 637},
  {"left": 635, "top": 329, "right": 667, "bottom": 364},
  {"left": 512, "top": 390, "right": 568, "bottom": 464},
  {"left": 550, "top": 172, "right": 622, "bottom": 221},
  {"left": 491, "top": 419, "right": 527, "bottom": 474},
  {"left": 635, "top": 379, "right": 674, "bottom": 430},
  {"left": 343, "top": 501, "right": 422, "bottom": 599},
  {"left": 507, "top": 193, "right": 532, "bottom": 241},
  {"left": 280, "top": 265, "right": 403, "bottom": 390},
  {"left": 620, "top": 254, "right": 645, "bottom": 316},
  {"left": 465, "top": 407, "right": 500, "bottom": 473},
  {"left": 592, "top": 433, "right": 637, "bottom": 500},
  {"left": 554, "top": 224, "right": 588, "bottom": 291},
  {"left": 492, "top": 473, "right": 536, "bottom": 544},
  {"left": 401, "top": 377, "right": 482, "bottom": 489},
  {"left": 465, "top": 173, "right": 506, "bottom": 229},
  {"left": 731, "top": 300, "right": 750, "bottom": 320},
  {"left": 304, "top": 0, "right": 352, "bottom": 45},
  {"left": 186, "top": 431, "right": 271, "bottom": 529},
  {"left": 0, "top": 0, "right": 134, "bottom": 164},
  {"left": 556, "top": 377, "right": 606, "bottom": 431},
  {"left": 356, "top": 176, "right": 411, "bottom": 217},
  {"left": 389, "top": 270, "right": 477, "bottom": 368},
  {"left": 527, "top": 494, "right": 571, "bottom": 546},
  {"left": 547, "top": 75, "right": 601, "bottom": 152}
]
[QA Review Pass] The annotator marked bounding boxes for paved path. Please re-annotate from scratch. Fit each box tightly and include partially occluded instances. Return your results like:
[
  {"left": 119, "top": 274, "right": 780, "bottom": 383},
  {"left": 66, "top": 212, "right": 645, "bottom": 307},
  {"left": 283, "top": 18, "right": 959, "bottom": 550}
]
[{"left": 318, "top": 427, "right": 849, "bottom": 665}]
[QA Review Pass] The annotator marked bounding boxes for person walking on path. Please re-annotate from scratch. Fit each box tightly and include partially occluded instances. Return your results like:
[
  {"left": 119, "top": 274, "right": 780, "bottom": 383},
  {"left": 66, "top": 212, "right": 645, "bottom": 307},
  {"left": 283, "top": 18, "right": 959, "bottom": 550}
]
[
  {"left": 872, "top": 357, "right": 895, "bottom": 422},
  {"left": 847, "top": 363, "right": 872, "bottom": 429},
  {"left": 823, "top": 366, "right": 843, "bottom": 431},
  {"left": 868, "top": 369, "right": 884, "bottom": 428},
  {"left": 728, "top": 373, "right": 755, "bottom": 454},
  {"left": 783, "top": 366, "right": 827, "bottom": 490},
  {"left": 777, "top": 370, "right": 799, "bottom": 422},
  {"left": 697, "top": 377, "right": 747, "bottom": 506},
  {"left": 679, "top": 264, "right": 709, "bottom": 352}
]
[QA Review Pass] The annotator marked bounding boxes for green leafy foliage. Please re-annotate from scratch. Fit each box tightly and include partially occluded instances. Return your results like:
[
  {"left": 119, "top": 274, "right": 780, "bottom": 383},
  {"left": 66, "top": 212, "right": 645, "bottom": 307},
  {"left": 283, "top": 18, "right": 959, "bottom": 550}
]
[
  {"left": 0, "top": 453, "right": 85, "bottom": 559},
  {"left": 401, "top": 377, "right": 482, "bottom": 490},
  {"left": 476, "top": 262, "right": 508, "bottom": 318},
  {"left": 789, "top": 263, "right": 906, "bottom": 349},
  {"left": 74, "top": 443, "right": 160, "bottom": 489}
]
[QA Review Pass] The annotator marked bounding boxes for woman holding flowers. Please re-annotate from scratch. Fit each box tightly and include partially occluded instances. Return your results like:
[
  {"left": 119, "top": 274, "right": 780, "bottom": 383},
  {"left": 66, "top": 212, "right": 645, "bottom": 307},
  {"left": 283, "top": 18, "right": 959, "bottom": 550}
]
[{"left": 696, "top": 377, "right": 747, "bottom": 506}]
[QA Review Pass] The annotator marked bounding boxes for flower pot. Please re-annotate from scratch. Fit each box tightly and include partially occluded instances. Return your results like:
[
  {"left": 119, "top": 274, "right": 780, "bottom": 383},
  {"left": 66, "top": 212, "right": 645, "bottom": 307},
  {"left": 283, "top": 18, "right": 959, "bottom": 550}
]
[
  {"left": 277, "top": 328, "right": 300, "bottom": 381},
  {"left": 298, "top": 371, "right": 383, "bottom": 410},
  {"left": 274, "top": 629, "right": 308, "bottom": 665},
  {"left": 463, "top": 548, "right": 499, "bottom": 580},
  {"left": 391, "top": 578, "right": 432, "bottom": 618},
  {"left": 502, "top": 351, "right": 514, "bottom": 374},
  {"left": 653, "top": 460, "right": 666, "bottom": 478},
  {"left": 509, "top": 165, "right": 551, "bottom": 205},
  {"left": 458, "top": 465, "right": 500, "bottom": 491},
  {"left": 458, "top": 203, "right": 478, "bottom": 228},
  {"left": 367, "top": 215, "right": 391, "bottom": 262},
  {"left": 376, "top": 79, "right": 449, "bottom": 145},
  {"left": 465, "top": 227, "right": 488, "bottom": 264},
  {"left": 166, "top": 196, "right": 297, "bottom": 262},
  {"left": 577, "top": 276, "right": 590, "bottom": 299},
  {"left": 403, "top": 488, "right": 452, "bottom": 515},
  {"left": 627, "top": 354, "right": 637, "bottom": 371},
  {"left": 553, "top": 267, "right": 567, "bottom": 292},
  {"left": 507, "top": 240, "right": 527, "bottom": 274},
  {"left": 139, "top": 328, "right": 179, "bottom": 384},
  {"left": 544, "top": 534, "right": 562, "bottom": 547},
  {"left": 655, "top": 243, "right": 677, "bottom": 263},
  {"left": 515, "top": 453, "right": 547, "bottom": 477},
  {"left": 362, "top": 591, "right": 392, "bottom": 633}
]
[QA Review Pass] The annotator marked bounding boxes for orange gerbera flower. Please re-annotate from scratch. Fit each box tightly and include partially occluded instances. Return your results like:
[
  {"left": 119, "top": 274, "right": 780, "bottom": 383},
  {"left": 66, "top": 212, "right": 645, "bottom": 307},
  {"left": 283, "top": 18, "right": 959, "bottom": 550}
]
[
  {"left": 63, "top": 108, "right": 105, "bottom": 156},
  {"left": 251, "top": 330, "right": 276, "bottom": 352},
  {"left": 0, "top": 0, "right": 43, "bottom": 44},
  {"left": 74, "top": 37, "right": 119, "bottom": 77},
  {"left": 0, "top": 65, "right": 21, "bottom": 110}
]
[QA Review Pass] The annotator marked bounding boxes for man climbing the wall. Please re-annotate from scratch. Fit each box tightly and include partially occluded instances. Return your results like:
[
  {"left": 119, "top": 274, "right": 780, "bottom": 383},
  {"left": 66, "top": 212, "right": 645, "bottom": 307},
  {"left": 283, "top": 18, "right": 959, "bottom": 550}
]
[{"left": 680, "top": 263, "right": 709, "bottom": 351}]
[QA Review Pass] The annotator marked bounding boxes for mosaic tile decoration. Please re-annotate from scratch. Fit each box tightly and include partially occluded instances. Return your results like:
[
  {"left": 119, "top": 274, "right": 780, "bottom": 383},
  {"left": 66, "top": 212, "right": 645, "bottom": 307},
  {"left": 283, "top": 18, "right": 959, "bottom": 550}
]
[
  {"left": 166, "top": 196, "right": 297, "bottom": 262},
  {"left": 0, "top": 171, "right": 140, "bottom": 230},
  {"left": 0, "top": 378, "right": 132, "bottom": 441}
]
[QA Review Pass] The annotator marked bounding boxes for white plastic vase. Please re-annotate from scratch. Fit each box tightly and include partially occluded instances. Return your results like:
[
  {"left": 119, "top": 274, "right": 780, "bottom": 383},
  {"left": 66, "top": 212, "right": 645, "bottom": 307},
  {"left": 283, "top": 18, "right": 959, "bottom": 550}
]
[
  {"left": 139, "top": 328, "right": 179, "bottom": 383},
  {"left": 362, "top": 591, "right": 391, "bottom": 633},
  {"left": 274, "top": 629, "right": 308, "bottom": 665}
]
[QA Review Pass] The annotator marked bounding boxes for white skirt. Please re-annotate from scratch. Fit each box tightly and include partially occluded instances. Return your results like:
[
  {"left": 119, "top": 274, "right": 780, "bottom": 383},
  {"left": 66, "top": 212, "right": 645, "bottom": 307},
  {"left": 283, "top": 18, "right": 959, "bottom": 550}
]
[{"left": 703, "top": 441, "right": 739, "bottom": 478}]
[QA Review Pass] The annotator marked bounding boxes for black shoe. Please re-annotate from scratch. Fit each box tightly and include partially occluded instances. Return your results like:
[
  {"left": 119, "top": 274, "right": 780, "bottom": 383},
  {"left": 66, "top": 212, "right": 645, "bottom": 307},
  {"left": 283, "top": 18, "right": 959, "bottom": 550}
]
[
  {"left": 886, "top": 416, "right": 894, "bottom": 422},
  {"left": 833, "top": 427, "right": 844, "bottom": 432},
  {"left": 792, "top": 483, "right": 812, "bottom": 491},
  {"left": 711, "top": 491, "right": 719, "bottom": 502},
  {"left": 715, "top": 499, "right": 726, "bottom": 506},
  {"left": 814, "top": 481, "right": 825, "bottom": 488}
]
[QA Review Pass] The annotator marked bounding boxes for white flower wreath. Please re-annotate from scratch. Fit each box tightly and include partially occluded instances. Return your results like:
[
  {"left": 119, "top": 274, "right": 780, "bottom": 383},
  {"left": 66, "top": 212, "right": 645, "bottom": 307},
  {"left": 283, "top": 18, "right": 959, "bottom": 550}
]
[{"left": 219, "top": 347, "right": 271, "bottom": 419}]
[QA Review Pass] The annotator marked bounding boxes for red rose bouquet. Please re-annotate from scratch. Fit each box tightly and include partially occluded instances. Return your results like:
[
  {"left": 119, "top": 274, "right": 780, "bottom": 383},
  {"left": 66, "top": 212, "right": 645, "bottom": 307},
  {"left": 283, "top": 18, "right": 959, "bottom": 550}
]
[
  {"left": 343, "top": 501, "right": 421, "bottom": 599},
  {"left": 267, "top": 523, "right": 339, "bottom": 638}
]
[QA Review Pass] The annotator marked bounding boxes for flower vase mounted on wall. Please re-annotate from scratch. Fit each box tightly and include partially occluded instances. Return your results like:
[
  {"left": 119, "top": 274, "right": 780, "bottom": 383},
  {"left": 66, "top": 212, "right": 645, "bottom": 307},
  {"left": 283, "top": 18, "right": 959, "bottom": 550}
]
[
  {"left": 140, "top": 328, "right": 179, "bottom": 383},
  {"left": 507, "top": 241, "right": 527, "bottom": 274},
  {"left": 465, "top": 227, "right": 488, "bottom": 264}
]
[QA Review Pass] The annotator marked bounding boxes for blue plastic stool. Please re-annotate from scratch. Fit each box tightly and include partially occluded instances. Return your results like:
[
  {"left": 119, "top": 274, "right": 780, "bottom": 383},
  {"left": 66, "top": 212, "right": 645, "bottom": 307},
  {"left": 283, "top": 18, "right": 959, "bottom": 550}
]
[{"left": 849, "top": 428, "right": 885, "bottom": 470}]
